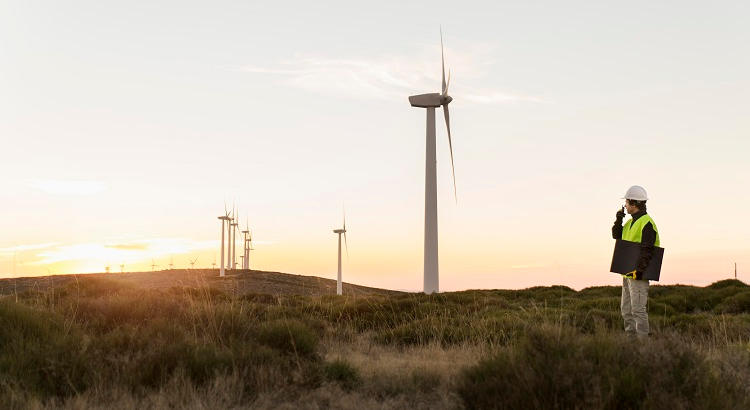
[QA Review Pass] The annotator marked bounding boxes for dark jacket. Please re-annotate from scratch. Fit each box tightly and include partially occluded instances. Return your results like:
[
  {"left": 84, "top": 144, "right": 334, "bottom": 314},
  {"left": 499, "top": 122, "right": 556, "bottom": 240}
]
[{"left": 612, "top": 210, "right": 656, "bottom": 280}]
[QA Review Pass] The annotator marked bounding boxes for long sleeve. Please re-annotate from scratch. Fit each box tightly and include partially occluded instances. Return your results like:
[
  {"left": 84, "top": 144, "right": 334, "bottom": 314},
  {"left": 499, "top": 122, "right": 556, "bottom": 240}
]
[
  {"left": 635, "top": 222, "right": 656, "bottom": 279},
  {"left": 612, "top": 216, "right": 624, "bottom": 239}
]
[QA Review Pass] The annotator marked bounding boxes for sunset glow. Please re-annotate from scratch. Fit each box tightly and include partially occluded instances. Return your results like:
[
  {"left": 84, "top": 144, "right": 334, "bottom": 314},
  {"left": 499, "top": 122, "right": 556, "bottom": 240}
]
[{"left": 1, "top": 1, "right": 748, "bottom": 290}]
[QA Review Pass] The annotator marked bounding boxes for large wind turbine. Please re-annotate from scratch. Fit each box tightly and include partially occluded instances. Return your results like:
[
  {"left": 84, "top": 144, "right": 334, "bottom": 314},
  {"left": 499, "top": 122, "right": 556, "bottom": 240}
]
[
  {"left": 218, "top": 205, "right": 231, "bottom": 277},
  {"left": 333, "top": 211, "right": 348, "bottom": 296},
  {"left": 408, "top": 31, "right": 457, "bottom": 294}
]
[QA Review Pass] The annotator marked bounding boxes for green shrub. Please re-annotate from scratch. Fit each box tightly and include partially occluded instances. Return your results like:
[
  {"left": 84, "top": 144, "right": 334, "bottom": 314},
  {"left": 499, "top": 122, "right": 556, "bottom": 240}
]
[
  {"left": 715, "top": 291, "right": 750, "bottom": 314},
  {"left": 457, "top": 326, "right": 748, "bottom": 410},
  {"left": 257, "top": 319, "right": 318, "bottom": 358},
  {"left": 0, "top": 301, "right": 90, "bottom": 398},
  {"left": 324, "top": 359, "right": 360, "bottom": 390}
]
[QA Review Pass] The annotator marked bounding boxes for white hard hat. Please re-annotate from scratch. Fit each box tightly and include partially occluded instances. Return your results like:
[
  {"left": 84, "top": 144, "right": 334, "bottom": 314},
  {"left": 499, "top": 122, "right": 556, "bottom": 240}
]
[{"left": 622, "top": 185, "right": 648, "bottom": 201}]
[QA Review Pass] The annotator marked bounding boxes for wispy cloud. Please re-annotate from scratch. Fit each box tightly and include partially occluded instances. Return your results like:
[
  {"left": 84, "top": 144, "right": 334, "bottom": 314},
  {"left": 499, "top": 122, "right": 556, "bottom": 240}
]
[
  {"left": 31, "top": 179, "right": 107, "bottom": 195},
  {"left": 31, "top": 238, "right": 217, "bottom": 265},
  {"left": 0, "top": 242, "right": 58, "bottom": 255},
  {"left": 235, "top": 47, "right": 546, "bottom": 104},
  {"left": 105, "top": 243, "right": 150, "bottom": 251}
]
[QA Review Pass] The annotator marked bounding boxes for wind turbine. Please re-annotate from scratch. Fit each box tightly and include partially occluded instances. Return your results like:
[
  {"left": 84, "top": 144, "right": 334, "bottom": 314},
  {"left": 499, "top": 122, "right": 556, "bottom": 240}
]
[
  {"left": 241, "top": 226, "right": 250, "bottom": 270},
  {"left": 189, "top": 257, "right": 198, "bottom": 270},
  {"left": 333, "top": 210, "right": 348, "bottom": 296},
  {"left": 168, "top": 257, "right": 174, "bottom": 270},
  {"left": 408, "top": 30, "right": 457, "bottom": 294},
  {"left": 248, "top": 229, "right": 255, "bottom": 270},
  {"left": 151, "top": 259, "right": 158, "bottom": 271},
  {"left": 120, "top": 263, "right": 124, "bottom": 273},
  {"left": 231, "top": 207, "right": 239, "bottom": 270},
  {"left": 218, "top": 205, "right": 231, "bottom": 277}
]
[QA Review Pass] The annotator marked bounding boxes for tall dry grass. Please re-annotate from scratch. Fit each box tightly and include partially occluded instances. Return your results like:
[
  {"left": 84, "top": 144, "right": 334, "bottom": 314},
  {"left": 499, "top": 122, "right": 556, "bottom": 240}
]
[{"left": 0, "top": 277, "right": 748, "bottom": 409}]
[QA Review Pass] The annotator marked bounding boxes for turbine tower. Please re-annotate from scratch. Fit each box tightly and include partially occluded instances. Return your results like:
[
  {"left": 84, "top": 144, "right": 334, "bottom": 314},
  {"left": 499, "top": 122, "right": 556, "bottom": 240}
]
[
  {"left": 227, "top": 207, "right": 236, "bottom": 270},
  {"left": 231, "top": 209, "right": 239, "bottom": 270},
  {"left": 218, "top": 206, "right": 231, "bottom": 277},
  {"left": 248, "top": 229, "right": 254, "bottom": 270},
  {"left": 408, "top": 30, "right": 456, "bottom": 294},
  {"left": 333, "top": 211, "right": 348, "bottom": 295},
  {"left": 241, "top": 227, "right": 249, "bottom": 270}
]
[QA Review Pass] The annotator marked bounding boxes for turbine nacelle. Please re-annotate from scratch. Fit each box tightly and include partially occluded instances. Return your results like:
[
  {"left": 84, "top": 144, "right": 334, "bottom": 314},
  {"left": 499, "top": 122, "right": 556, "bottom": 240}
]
[
  {"left": 333, "top": 229, "right": 346, "bottom": 234},
  {"left": 409, "top": 93, "right": 452, "bottom": 108}
]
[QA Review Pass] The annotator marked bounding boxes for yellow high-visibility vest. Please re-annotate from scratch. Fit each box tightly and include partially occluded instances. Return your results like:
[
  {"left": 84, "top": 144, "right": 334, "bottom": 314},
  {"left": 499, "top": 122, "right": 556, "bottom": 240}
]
[{"left": 622, "top": 214, "right": 660, "bottom": 247}]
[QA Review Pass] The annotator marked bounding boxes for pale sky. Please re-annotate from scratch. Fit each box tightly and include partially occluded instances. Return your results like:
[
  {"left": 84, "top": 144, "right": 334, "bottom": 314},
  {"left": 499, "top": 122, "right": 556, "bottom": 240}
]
[{"left": 1, "top": 1, "right": 748, "bottom": 290}]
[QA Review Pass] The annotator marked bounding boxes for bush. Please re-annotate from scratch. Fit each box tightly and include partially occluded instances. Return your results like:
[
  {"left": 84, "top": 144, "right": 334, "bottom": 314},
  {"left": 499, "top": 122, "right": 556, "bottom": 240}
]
[
  {"left": 257, "top": 319, "right": 318, "bottom": 358},
  {"left": 715, "top": 291, "right": 750, "bottom": 314},
  {"left": 324, "top": 359, "right": 360, "bottom": 390},
  {"left": 457, "top": 326, "right": 749, "bottom": 410},
  {"left": 0, "top": 301, "right": 90, "bottom": 398}
]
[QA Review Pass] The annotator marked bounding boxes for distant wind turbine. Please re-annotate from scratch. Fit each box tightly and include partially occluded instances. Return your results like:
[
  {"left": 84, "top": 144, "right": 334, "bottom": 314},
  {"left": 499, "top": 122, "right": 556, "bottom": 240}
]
[
  {"left": 241, "top": 228, "right": 249, "bottom": 270},
  {"left": 248, "top": 229, "right": 255, "bottom": 269},
  {"left": 231, "top": 207, "right": 239, "bottom": 270},
  {"left": 408, "top": 29, "right": 457, "bottom": 294},
  {"left": 333, "top": 210, "right": 348, "bottom": 296},
  {"left": 189, "top": 257, "right": 198, "bottom": 270},
  {"left": 218, "top": 205, "right": 231, "bottom": 277},
  {"left": 151, "top": 259, "right": 158, "bottom": 271},
  {"left": 120, "top": 263, "right": 124, "bottom": 273}
]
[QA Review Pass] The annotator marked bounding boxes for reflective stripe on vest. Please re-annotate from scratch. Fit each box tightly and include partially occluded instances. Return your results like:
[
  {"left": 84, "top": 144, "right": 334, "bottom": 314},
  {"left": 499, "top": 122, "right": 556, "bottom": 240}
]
[{"left": 622, "top": 214, "right": 660, "bottom": 247}]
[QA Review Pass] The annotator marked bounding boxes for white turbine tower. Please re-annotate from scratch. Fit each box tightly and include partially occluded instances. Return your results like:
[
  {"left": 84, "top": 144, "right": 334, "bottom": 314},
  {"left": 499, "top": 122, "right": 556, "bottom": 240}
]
[
  {"left": 230, "top": 207, "right": 239, "bottom": 270},
  {"left": 248, "top": 229, "right": 254, "bottom": 270},
  {"left": 333, "top": 211, "right": 348, "bottom": 296},
  {"left": 226, "top": 207, "right": 234, "bottom": 270},
  {"left": 241, "top": 223, "right": 250, "bottom": 270},
  {"left": 218, "top": 206, "right": 231, "bottom": 277},
  {"left": 408, "top": 31, "right": 457, "bottom": 294}
]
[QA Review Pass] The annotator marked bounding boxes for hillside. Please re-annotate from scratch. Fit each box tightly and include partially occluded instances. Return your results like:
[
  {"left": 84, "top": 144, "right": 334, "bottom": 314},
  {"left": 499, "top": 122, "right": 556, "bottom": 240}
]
[
  {"left": 0, "top": 269, "right": 401, "bottom": 298},
  {"left": 0, "top": 274, "right": 748, "bottom": 409}
]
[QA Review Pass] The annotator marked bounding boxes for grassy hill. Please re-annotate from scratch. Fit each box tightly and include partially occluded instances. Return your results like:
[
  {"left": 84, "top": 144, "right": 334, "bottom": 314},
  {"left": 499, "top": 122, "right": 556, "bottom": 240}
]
[
  {"left": 0, "top": 269, "right": 401, "bottom": 298},
  {"left": 1, "top": 272, "right": 749, "bottom": 409}
]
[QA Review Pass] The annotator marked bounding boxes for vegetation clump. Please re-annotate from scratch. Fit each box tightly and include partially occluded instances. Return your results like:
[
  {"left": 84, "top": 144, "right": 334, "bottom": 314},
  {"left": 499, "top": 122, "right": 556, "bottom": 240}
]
[{"left": 0, "top": 277, "right": 748, "bottom": 408}]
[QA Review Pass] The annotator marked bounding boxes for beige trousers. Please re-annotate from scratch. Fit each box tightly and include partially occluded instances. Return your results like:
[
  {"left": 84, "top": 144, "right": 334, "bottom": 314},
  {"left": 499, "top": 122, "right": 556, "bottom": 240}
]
[{"left": 621, "top": 277, "right": 649, "bottom": 337}]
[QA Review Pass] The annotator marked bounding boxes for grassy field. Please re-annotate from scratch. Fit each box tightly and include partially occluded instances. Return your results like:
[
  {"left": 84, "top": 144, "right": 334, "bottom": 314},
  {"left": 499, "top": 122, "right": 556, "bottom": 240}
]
[{"left": 1, "top": 272, "right": 749, "bottom": 409}]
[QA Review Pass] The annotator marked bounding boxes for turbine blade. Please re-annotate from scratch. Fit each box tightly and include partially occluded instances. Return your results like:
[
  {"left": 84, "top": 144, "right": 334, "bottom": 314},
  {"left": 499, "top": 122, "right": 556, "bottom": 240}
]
[
  {"left": 441, "top": 28, "right": 446, "bottom": 95},
  {"left": 343, "top": 206, "right": 346, "bottom": 231},
  {"left": 443, "top": 104, "right": 457, "bottom": 202},
  {"left": 445, "top": 69, "right": 451, "bottom": 95},
  {"left": 343, "top": 232, "right": 349, "bottom": 259}
]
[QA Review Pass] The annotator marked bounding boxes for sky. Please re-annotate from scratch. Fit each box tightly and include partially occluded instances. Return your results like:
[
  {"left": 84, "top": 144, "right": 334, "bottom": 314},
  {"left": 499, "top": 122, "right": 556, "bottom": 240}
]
[{"left": 1, "top": 0, "right": 748, "bottom": 291}]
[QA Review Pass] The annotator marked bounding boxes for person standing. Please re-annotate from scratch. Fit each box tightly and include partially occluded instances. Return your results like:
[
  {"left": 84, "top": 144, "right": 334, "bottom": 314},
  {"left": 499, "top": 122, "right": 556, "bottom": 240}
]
[{"left": 612, "top": 185, "right": 660, "bottom": 338}]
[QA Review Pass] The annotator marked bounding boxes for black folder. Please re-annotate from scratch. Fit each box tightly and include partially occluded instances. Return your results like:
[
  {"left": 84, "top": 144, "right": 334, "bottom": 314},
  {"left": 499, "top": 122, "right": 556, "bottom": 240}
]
[{"left": 610, "top": 239, "right": 664, "bottom": 281}]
